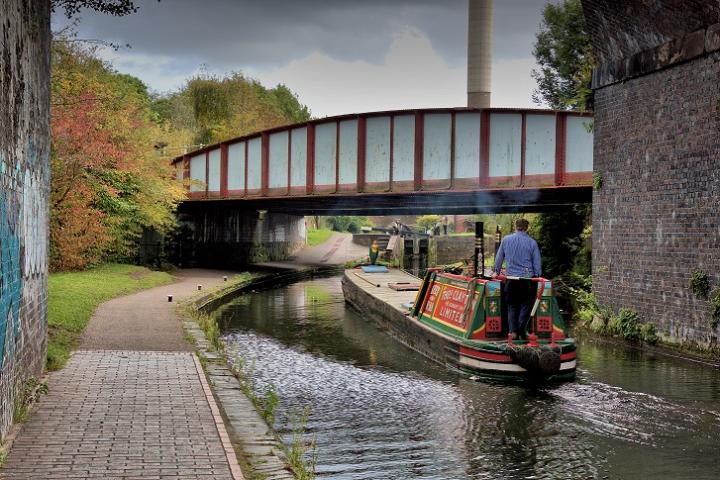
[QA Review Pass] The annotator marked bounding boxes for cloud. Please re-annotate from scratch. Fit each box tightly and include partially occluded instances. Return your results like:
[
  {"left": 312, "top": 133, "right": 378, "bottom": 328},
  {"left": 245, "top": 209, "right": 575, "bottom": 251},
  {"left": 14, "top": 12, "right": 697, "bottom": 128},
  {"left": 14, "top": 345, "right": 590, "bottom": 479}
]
[
  {"left": 95, "top": 48, "right": 201, "bottom": 93},
  {"left": 252, "top": 29, "right": 543, "bottom": 117},
  {"left": 251, "top": 29, "right": 463, "bottom": 117},
  {"left": 58, "top": 1, "right": 549, "bottom": 114},
  {"left": 53, "top": 0, "right": 548, "bottom": 70},
  {"left": 491, "top": 57, "right": 545, "bottom": 108}
]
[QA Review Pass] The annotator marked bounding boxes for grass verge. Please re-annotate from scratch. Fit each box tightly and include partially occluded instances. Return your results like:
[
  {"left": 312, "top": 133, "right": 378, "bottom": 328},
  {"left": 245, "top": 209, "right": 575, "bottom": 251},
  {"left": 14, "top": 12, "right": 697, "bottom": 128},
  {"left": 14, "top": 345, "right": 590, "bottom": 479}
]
[
  {"left": 48, "top": 263, "right": 174, "bottom": 370},
  {"left": 306, "top": 229, "right": 333, "bottom": 246}
]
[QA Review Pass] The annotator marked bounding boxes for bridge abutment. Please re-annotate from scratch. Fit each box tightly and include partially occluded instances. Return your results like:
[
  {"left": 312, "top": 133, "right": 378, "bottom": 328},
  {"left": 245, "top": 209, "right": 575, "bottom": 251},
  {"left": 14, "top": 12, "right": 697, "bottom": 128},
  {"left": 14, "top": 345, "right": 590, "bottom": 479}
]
[
  {"left": 174, "top": 204, "right": 306, "bottom": 268},
  {"left": 0, "top": 0, "right": 51, "bottom": 439},
  {"left": 584, "top": 1, "right": 720, "bottom": 348}
]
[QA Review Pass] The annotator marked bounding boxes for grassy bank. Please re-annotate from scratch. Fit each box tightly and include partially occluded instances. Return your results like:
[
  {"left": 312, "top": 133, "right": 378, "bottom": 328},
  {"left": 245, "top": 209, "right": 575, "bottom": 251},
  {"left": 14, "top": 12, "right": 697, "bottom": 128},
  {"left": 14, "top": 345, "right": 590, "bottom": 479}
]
[
  {"left": 47, "top": 263, "right": 174, "bottom": 370},
  {"left": 306, "top": 229, "right": 333, "bottom": 246}
]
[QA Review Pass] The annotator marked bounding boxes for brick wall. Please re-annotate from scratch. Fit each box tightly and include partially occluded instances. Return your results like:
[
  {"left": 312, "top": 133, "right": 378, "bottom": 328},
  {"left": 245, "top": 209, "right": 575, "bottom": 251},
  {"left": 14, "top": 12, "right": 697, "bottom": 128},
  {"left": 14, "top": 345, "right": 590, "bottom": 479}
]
[
  {"left": 592, "top": 50, "right": 720, "bottom": 348},
  {"left": 582, "top": 1, "right": 719, "bottom": 63},
  {"left": 0, "top": 0, "right": 51, "bottom": 439}
]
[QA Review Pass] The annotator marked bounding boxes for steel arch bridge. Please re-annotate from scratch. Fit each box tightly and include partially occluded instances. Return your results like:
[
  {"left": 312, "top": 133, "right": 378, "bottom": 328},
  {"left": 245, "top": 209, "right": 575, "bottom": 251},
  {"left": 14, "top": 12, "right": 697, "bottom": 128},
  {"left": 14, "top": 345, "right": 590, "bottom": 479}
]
[{"left": 171, "top": 107, "right": 593, "bottom": 214}]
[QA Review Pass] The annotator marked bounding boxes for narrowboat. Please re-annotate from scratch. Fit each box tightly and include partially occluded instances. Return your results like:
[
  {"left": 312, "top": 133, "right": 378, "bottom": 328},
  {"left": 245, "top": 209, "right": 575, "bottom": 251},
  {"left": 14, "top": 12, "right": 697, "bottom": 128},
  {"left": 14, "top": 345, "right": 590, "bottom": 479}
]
[
  {"left": 409, "top": 269, "right": 576, "bottom": 382},
  {"left": 342, "top": 267, "right": 576, "bottom": 383}
]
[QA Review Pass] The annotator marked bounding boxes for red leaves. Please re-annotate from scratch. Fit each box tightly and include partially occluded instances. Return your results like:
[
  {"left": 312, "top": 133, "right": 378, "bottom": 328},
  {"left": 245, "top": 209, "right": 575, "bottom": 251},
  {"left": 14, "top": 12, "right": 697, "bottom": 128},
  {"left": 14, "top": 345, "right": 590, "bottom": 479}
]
[{"left": 50, "top": 43, "right": 181, "bottom": 271}]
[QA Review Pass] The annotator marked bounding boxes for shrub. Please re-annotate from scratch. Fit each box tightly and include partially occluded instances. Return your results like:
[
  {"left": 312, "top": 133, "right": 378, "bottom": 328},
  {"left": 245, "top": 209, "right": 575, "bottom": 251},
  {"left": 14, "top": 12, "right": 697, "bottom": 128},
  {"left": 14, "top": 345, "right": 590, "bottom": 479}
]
[
  {"left": 640, "top": 323, "right": 659, "bottom": 345},
  {"left": 607, "top": 308, "right": 644, "bottom": 342},
  {"left": 689, "top": 270, "right": 710, "bottom": 299},
  {"left": 710, "top": 288, "right": 720, "bottom": 329},
  {"left": 325, "top": 216, "right": 370, "bottom": 233},
  {"left": 589, "top": 315, "right": 607, "bottom": 334}
]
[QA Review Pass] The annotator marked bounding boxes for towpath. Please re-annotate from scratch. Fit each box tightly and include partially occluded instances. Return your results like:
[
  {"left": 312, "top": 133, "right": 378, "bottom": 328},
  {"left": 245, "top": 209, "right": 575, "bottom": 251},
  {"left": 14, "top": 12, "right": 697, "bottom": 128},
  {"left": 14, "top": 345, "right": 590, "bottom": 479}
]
[
  {"left": 291, "top": 232, "right": 367, "bottom": 265},
  {"left": 1, "top": 269, "right": 244, "bottom": 480}
]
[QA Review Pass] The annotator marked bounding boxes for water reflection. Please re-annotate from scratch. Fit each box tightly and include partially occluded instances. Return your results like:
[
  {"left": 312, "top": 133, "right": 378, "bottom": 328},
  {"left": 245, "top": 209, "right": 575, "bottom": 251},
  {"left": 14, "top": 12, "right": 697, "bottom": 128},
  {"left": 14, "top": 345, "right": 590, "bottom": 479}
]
[{"left": 215, "top": 277, "right": 720, "bottom": 480}]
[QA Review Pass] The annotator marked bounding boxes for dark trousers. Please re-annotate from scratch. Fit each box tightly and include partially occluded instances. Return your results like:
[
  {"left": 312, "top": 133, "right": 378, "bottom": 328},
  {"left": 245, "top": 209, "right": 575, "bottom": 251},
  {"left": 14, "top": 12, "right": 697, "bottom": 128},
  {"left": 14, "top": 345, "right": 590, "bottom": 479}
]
[{"left": 505, "top": 279, "right": 535, "bottom": 335}]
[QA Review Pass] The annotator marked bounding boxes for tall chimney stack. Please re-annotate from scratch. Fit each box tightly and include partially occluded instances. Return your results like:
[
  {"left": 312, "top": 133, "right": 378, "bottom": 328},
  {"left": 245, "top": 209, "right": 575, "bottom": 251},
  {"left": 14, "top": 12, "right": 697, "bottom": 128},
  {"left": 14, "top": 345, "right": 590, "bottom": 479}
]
[{"left": 467, "top": 0, "right": 493, "bottom": 108}]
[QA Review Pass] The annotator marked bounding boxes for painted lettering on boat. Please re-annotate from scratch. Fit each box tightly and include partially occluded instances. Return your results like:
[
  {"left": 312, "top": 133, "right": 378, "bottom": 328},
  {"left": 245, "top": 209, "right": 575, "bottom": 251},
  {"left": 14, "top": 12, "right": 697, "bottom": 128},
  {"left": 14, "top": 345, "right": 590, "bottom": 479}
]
[
  {"left": 422, "top": 284, "right": 441, "bottom": 316},
  {"left": 431, "top": 284, "right": 470, "bottom": 330}
]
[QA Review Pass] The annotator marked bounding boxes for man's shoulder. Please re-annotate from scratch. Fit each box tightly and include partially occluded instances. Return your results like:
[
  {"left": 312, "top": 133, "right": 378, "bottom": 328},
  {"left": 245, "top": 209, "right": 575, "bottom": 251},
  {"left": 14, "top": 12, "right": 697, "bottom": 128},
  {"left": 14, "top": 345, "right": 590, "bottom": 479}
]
[{"left": 506, "top": 232, "right": 539, "bottom": 246}]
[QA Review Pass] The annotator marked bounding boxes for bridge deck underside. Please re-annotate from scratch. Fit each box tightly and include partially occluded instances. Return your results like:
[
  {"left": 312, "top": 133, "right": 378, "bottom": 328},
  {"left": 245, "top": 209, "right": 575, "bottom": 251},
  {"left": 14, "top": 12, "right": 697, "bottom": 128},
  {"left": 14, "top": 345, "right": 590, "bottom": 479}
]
[{"left": 179, "top": 186, "right": 591, "bottom": 216}]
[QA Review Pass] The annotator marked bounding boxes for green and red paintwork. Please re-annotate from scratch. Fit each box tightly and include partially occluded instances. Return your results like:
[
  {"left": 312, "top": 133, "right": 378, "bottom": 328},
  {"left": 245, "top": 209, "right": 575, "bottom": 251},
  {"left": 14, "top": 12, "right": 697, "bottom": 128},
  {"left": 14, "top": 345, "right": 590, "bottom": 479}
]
[{"left": 410, "top": 269, "right": 576, "bottom": 382}]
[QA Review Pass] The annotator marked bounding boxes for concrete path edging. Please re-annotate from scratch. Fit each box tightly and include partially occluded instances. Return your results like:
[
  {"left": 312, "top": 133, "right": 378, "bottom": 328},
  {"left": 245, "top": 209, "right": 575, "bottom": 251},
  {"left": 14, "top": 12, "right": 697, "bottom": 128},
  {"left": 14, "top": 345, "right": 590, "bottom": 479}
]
[
  {"left": 180, "top": 267, "right": 337, "bottom": 480},
  {"left": 183, "top": 319, "right": 295, "bottom": 480},
  {"left": 182, "top": 264, "right": 343, "bottom": 480},
  {"left": 192, "top": 354, "right": 246, "bottom": 480}
]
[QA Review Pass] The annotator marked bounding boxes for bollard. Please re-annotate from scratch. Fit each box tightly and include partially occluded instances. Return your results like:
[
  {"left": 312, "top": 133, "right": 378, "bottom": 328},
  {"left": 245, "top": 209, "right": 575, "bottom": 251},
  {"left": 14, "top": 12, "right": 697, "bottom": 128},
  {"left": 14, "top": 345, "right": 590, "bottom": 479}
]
[
  {"left": 197, "top": 284, "right": 202, "bottom": 291},
  {"left": 223, "top": 276, "right": 228, "bottom": 282},
  {"left": 167, "top": 294, "right": 173, "bottom": 302}
]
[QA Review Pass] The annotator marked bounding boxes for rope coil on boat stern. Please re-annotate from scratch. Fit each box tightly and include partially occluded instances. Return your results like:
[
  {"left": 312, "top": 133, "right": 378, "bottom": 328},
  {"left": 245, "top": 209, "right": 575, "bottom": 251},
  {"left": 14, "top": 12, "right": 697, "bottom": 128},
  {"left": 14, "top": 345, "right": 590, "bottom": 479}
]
[{"left": 504, "top": 344, "right": 562, "bottom": 377}]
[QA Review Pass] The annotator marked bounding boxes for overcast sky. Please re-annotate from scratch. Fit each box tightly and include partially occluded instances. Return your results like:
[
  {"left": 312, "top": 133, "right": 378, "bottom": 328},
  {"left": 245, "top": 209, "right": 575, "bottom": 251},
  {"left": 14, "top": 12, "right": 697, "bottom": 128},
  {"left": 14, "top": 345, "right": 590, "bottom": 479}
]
[{"left": 52, "top": 0, "right": 550, "bottom": 117}]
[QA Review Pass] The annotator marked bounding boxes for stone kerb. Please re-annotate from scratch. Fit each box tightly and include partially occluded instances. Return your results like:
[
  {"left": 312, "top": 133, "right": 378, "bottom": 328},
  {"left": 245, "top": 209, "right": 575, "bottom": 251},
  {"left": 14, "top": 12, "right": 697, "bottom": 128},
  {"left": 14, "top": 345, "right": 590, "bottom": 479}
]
[{"left": 181, "top": 266, "right": 340, "bottom": 480}]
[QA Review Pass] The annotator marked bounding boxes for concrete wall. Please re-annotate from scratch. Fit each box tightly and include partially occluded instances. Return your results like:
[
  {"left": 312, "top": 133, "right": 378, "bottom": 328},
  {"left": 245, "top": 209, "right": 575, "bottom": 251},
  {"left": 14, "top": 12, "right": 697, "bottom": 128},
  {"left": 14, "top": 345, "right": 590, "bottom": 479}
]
[
  {"left": 352, "top": 234, "right": 388, "bottom": 247},
  {"left": 433, "top": 237, "right": 475, "bottom": 266},
  {"left": 431, "top": 236, "right": 495, "bottom": 266},
  {"left": 585, "top": 1, "right": 720, "bottom": 348},
  {"left": 175, "top": 204, "right": 305, "bottom": 267},
  {"left": 0, "top": 0, "right": 51, "bottom": 439}
]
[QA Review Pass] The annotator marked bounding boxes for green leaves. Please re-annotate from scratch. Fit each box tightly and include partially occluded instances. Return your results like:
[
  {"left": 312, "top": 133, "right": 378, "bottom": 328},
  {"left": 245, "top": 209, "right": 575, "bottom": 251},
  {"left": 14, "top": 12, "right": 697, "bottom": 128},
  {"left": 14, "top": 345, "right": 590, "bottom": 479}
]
[
  {"left": 160, "top": 72, "right": 312, "bottom": 146},
  {"left": 532, "top": 0, "right": 595, "bottom": 111},
  {"left": 51, "top": 36, "right": 184, "bottom": 270},
  {"left": 689, "top": 270, "right": 710, "bottom": 299}
]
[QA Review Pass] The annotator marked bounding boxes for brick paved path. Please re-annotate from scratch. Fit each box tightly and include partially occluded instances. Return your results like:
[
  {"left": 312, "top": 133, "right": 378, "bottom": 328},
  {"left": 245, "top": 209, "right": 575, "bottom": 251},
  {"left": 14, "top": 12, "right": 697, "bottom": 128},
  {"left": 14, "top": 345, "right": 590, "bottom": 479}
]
[
  {"left": 3, "top": 351, "right": 237, "bottom": 479},
  {"left": 2, "top": 271, "right": 244, "bottom": 480}
]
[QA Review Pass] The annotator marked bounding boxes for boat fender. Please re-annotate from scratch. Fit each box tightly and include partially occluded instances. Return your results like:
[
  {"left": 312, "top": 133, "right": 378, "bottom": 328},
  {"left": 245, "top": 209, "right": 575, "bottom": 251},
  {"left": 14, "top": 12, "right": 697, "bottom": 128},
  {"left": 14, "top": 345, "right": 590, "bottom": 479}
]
[
  {"left": 505, "top": 345, "right": 561, "bottom": 375},
  {"left": 537, "top": 349, "right": 561, "bottom": 375},
  {"left": 507, "top": 346, "right": 540, "bottom": 373}
]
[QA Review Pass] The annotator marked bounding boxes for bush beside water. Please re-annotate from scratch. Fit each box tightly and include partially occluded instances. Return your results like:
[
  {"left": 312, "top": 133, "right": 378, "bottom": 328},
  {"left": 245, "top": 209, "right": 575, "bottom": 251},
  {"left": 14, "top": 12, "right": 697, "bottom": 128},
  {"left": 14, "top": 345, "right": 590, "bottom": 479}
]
[{"left": 569, "top": 274, "right": 659, "bottom": 345}]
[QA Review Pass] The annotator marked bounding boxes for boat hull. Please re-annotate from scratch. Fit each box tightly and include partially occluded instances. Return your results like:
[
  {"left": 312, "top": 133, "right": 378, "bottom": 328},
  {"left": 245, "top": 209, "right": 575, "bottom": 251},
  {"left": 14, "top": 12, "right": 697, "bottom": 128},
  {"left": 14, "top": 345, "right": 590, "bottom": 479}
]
[{"left": 342, "top": 272, "right": 576, "bottom": 383}]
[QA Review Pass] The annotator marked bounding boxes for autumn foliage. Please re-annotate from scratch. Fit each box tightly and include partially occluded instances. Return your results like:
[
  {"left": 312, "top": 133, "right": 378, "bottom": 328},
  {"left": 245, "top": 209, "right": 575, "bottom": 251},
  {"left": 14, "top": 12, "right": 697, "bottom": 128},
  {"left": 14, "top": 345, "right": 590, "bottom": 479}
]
[
  {"left": 50, "top": 41, "right": 184, "bottom": 270},
  {"left": 155, "top": 71, "right": 311, "bottom": 147},
  {"left": 49, "top": 39, "right": 311, "bottom": 271}
]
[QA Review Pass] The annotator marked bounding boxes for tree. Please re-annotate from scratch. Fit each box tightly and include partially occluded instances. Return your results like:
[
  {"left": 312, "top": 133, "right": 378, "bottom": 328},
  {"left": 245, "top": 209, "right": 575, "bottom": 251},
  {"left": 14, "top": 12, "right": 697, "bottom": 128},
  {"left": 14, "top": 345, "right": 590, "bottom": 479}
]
[
  {"left": 531, "top": 0, "right": 594, "bottom": 283},
  {"left": 50, "top": 39, "right": 184, "bottom": 270},
  {"left": 529, "top": 206, "right": 590, "bottom": 279},
  {"left": 416, "top": 215, "right": 441, "bottom": 233},
  {"left": 52, "top": 0, "right": 157, "bottom": 17},
  {"left": 154, "top": 72, "right": 311, "bottom": 148},
  {"left": 532, "top": 0, "right": 594, "bottom": 111},
  {"left": 325, "top": 216, "right": 370, "bottom": 234}
]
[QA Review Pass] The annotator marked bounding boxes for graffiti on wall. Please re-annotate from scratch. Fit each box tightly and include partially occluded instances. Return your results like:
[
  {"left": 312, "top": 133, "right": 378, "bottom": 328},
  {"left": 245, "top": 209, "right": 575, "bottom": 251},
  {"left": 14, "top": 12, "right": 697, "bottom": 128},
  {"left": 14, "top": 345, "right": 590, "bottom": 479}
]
[
  {"left": 0, "top": 151, "right": 24, "bottom": 370},
  {"left": 0, "top": 0, "right": 51, "bottom": 439}
]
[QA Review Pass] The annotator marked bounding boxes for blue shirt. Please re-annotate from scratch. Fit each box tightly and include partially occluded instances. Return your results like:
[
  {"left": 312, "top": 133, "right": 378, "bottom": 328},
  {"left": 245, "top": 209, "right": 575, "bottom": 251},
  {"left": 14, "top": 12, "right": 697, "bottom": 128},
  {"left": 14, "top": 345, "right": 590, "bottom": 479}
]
[{"left": 493, "top": 231, "right": 542, "bottom": 277}]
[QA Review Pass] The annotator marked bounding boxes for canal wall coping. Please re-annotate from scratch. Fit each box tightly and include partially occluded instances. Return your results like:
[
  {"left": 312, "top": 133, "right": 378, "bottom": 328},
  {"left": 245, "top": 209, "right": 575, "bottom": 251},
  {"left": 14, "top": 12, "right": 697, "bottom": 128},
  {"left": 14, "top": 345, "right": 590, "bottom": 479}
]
[{"left": 183, "top": 264, "right": 341, "bottom": 480}]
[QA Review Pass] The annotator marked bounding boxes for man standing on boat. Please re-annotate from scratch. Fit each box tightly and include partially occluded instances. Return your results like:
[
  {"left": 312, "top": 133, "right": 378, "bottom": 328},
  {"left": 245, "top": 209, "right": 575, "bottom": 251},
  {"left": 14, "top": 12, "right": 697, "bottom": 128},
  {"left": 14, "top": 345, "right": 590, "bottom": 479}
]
[{"left": 492, "top": 218, "right": 542, "bottom": 340}]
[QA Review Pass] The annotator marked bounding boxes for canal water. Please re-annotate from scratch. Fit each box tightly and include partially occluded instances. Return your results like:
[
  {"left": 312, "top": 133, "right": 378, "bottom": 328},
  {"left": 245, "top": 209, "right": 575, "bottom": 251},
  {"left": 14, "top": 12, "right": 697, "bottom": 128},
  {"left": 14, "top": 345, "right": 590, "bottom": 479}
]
[{"left": 214, "top": 276, "right": 720, "bottom": 480}]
